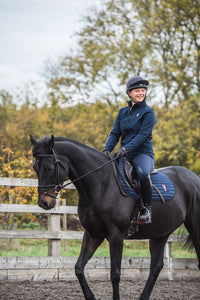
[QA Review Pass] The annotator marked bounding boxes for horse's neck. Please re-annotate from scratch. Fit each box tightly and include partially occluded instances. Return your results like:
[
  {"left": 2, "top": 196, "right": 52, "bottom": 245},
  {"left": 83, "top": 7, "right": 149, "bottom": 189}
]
[
  {"left": 58, "top": 142, "right": 111, "bottom": 205},
  {"left": 55, "top": 141, "right": 106, "bottom": 179}
]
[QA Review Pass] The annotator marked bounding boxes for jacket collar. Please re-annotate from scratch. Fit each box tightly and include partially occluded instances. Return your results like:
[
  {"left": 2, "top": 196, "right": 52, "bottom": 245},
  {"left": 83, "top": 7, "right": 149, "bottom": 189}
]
[{"left": 128, "top": 100, "right": 146, "bottom": 109}]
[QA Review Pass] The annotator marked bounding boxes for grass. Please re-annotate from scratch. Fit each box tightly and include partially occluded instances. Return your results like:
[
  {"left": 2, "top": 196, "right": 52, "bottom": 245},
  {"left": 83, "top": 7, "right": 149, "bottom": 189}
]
[
  {"left": 0, "top": 223, "right": 197, "bottom": 258},
  {"left": 0, "top": 238, "right": 197, "bottom": 258}
]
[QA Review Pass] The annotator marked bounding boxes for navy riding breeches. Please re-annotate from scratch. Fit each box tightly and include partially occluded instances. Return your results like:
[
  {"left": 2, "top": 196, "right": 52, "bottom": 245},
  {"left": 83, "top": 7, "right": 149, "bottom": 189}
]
[{"left": 131, "top": 153, "right": 154, "bottom": 181}]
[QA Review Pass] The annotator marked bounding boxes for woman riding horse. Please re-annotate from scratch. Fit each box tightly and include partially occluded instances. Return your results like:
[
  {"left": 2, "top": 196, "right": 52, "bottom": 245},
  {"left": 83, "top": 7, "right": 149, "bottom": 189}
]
[{"left": 103, "top": 76, "right": 156, "bottom": 224}]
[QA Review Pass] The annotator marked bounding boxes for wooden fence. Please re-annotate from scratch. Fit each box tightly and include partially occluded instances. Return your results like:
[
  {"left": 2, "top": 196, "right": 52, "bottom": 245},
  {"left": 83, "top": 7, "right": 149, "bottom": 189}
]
[{"left": 0, "top": 177, "right": 199, "bottom": 281}]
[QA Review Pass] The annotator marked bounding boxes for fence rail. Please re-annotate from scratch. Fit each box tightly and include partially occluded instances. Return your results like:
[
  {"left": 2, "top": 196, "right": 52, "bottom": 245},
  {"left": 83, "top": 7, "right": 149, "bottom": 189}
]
[
  {"left": 0, "top": 177, "right": 185, "bottom": 255},
  {"left": 0, "top": 177, "right": 78, "bottom": 256},
  {"left": 0, "top": 177, "right": 198, "bottom": 281}
]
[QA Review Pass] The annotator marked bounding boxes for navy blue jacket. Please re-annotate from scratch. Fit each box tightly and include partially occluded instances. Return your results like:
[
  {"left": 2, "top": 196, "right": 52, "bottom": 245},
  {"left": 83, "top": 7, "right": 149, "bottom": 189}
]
[{"left": 104, "top": 100, "right": 156, "bottom": 158}]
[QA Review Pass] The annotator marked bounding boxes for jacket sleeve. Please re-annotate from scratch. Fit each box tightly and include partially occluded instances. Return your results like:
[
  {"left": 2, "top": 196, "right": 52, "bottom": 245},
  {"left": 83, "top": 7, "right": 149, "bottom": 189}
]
[
  {"left": 104, "top": 111, "right": 122, "bottom": 152},
  {"left": 124, "top": 110, "right": 156, "bottom": 153}
]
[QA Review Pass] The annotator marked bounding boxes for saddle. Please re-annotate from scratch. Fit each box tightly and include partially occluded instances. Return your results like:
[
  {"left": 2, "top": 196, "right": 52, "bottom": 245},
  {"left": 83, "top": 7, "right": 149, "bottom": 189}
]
[{"left": 124, "top": 158, "right": 165, "bottom": 203}]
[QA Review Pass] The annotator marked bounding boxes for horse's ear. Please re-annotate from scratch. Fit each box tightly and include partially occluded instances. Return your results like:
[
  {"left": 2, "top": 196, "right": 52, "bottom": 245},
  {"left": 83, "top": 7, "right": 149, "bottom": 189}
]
[
  {"left": 49, "top": 135, "right": 54, "bottom": 149},
  {"left": 30, "top": 135, "right": 37, "bottom": 145}
]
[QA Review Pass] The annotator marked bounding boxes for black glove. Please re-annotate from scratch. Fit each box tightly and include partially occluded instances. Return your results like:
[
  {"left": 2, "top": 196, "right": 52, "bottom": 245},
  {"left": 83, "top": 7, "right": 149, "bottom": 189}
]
[
  {"left": 113, "top": 148, "right": 127, "bottom": 158},
  {"left": 103, "top": 150, "right": 110, "bottom": 156}
]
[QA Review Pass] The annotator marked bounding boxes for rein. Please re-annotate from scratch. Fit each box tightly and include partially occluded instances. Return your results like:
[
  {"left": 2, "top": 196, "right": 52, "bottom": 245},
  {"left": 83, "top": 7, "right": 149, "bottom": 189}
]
[
  {"left": 57, "top": 155, "right": 119, "bottom": 191},
  {"left": 36, "top": 149, "right": 120, "bottom": 194}
]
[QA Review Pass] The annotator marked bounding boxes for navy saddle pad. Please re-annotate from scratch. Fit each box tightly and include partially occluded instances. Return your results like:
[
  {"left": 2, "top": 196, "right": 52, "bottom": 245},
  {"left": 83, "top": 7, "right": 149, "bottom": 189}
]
[{"left": 118, "top": 158, "right": 175, "bottom": 201}]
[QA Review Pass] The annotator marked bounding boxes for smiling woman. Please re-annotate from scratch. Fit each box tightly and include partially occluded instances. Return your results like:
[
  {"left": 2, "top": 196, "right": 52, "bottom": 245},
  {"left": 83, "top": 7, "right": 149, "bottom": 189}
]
[
  {"left": 128, "top": 88, "right": 147, "bottom": 103},
  {"left": 103, "top": 75, "right": 156, "bottom": 224}
]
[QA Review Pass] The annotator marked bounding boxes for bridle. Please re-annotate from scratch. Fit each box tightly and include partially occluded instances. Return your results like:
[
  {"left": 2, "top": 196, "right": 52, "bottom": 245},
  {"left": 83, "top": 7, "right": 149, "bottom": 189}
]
[
  {"left": 35, "top": 148, "right": 68, "bottom": 197},
  {"left": 35, "top": 148, "right": 121, "bottom": 199}
]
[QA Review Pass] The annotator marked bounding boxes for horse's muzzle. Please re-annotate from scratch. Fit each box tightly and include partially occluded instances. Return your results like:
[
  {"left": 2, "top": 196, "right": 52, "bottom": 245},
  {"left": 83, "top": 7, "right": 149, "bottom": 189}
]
[{"left": 38, "top": 191, "right": 57, "bottom": 210}]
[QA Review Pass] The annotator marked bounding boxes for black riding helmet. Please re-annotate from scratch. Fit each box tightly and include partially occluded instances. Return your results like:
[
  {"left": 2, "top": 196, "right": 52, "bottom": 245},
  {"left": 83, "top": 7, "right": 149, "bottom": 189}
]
[{"left": 126, "top": 76, "right": 149, "bottom": 94}]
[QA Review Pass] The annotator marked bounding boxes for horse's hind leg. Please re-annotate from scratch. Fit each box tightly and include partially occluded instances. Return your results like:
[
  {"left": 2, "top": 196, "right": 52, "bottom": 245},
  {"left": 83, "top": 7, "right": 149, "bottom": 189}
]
[
  {"left": 75, "top": 230, "right": 104, "bottom": 300},
  {"left": 184, "top": 219, "right": 200, "bottom": 269},
  {"left": 140, "top": 236, "right": 169, "bottom": 300}
]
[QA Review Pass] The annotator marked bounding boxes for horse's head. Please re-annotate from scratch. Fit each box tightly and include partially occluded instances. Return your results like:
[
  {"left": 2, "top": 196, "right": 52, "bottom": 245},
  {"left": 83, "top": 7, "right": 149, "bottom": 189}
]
[{"left": 30, "top": 135, "right": 69, "bottom": 210}]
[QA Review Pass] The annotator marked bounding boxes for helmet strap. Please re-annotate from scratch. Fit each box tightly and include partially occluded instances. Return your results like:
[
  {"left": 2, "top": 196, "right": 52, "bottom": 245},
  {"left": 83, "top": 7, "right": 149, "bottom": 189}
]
[
  {"left": 130, "top": 97, "right": 138, "bottom": 104},
  {"left": 127, "top": 91, "right": 138, "bottom": 103}
]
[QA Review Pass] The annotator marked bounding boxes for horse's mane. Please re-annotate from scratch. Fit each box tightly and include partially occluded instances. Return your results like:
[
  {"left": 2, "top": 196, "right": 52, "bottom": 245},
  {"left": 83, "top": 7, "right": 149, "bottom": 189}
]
[
  {"left": 54, "top": 136, "right": 99, "bottom": 153},
  {"left": 33, "top": 136, "right": 101, "bottom": 156}
]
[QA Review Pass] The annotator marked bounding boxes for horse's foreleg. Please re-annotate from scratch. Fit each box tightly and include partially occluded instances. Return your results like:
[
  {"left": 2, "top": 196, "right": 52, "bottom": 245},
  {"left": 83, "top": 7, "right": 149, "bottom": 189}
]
[
  {"left": 75, "top": 230, "right": 104, "bottom": 300},
  {"left": 140, "top": 236, "right": 169, "bottom": 300},
  {"left": 109, "top": 230, "right": 124, "bottom": 300}
]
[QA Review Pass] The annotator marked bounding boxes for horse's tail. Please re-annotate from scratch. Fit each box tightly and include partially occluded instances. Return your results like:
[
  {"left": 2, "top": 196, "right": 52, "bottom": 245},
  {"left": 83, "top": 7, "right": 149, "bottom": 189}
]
[
  {"left": 184, "top": 235, "right": 194, "bottom": 251},
  {"left": 176, "top": 225, "right": 194, "bottom": 250}
]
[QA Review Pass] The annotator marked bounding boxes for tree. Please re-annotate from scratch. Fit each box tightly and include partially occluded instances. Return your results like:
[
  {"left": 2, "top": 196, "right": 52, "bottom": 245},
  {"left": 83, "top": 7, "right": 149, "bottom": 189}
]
[
  {"left": 45, "top": 0, "right": 200, "bottom": 107},
  {"left": 0, "top": 147, "right": 38, "bottom": 231},
  {"left": 153, "top": 94, "right": 200, "bottom": 172},
  {"left": 134, "top": 0, "right": 200, "bottom": 106}
]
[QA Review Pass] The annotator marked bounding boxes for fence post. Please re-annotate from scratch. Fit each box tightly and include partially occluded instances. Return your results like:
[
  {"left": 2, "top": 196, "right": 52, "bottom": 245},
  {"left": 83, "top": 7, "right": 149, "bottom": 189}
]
[
  {"left": 164, "top": 241, "right": 171, "bottom": 259},
  {"left": 48, "top": 194, "right": 60, "bottom": 256},
  {"left": 62, "top": 198, "right": 67, "bottom": 252}
]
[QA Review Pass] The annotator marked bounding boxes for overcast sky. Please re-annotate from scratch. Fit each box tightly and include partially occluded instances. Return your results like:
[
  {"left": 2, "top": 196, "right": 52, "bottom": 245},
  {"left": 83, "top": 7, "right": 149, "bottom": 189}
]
[{"left": 0, "top": 0, "right": 99, "bottom": 92}]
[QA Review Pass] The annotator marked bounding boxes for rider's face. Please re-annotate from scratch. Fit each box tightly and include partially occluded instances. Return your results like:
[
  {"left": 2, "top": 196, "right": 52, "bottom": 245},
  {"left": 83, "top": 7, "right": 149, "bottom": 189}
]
[{"left": 128, "top": 88, "right": 146, "bottom": 104}]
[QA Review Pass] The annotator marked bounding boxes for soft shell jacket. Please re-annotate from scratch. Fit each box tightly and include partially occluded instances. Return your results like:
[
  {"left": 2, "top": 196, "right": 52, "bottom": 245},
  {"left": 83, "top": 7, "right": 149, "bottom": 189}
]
[{"left": 104, "top": 100, "right": 156, "bottom": 158}]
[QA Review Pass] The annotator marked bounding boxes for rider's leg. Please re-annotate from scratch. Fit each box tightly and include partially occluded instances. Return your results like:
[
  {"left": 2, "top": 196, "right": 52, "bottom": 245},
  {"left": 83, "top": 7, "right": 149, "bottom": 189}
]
[
  {"left": 131, "top": 154, "right": 154, "bottom": 224},
  {"left": 139, "top": 174, "right": 152, "bottom": 224}
]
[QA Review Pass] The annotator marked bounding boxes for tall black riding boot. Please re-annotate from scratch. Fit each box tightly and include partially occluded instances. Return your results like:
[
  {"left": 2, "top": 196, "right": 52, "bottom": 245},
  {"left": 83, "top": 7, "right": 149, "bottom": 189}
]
[{"left": 139, "top": 175, "right": 152, "bottom": 224}]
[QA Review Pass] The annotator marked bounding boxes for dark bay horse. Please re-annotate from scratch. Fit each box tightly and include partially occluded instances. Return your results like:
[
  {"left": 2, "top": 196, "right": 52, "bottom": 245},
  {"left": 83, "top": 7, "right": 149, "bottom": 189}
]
[{"left": 30, "top": 135, "right": 200, "bottom": 300}]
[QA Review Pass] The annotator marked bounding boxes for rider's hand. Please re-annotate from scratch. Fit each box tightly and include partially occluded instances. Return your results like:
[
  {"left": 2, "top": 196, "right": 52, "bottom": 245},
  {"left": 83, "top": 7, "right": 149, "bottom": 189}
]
[
  {"left": 103, "top": 150, "right": 110, "bottom": 156},
  {"left": 113, "top": 148, "right": 127, "bottom": 158}
]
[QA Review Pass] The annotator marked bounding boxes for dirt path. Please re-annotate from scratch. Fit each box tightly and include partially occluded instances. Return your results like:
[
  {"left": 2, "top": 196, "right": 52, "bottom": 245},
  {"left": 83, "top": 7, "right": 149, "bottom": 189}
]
[{"left": 0, "top": 279, "right": 200, "bottom": 299}]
